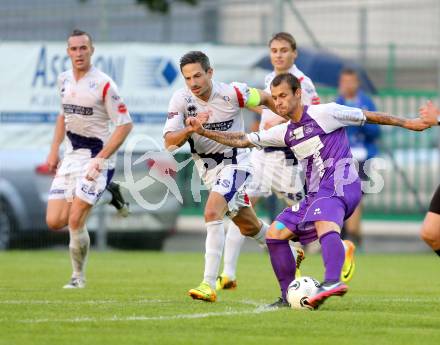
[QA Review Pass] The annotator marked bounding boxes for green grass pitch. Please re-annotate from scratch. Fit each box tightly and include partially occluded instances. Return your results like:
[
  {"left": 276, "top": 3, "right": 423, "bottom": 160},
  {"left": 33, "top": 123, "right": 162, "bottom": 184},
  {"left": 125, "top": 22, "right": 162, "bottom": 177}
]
[{"left": 0, "top": 251, "right": 439, "bottom": 345}]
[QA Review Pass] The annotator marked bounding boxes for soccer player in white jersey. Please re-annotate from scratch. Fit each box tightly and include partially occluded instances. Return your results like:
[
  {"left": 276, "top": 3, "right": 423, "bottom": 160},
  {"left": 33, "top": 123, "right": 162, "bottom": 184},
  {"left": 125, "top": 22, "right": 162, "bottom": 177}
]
[
  {"left": 163, "top": 51, "right": 277, "bottom": 302},
  {"left": 45, "top": 30, "right": 133, "bottom": 288},
  {"left": 187, "top": 73, "right": 428, "bottom": 308},
  {"left": 217, "top": 32, "right": 354, "bottom": 291}
]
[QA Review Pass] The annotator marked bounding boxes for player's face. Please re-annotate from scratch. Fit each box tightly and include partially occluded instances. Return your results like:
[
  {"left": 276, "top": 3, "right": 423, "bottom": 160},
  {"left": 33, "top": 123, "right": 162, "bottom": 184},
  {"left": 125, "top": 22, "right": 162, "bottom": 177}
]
[
  {"left": 339, "top": 73, "right": 359, "bottom": 98},
  {"left": 271, "top": 81, "right": 301, "bottom": 119},
  {"left": 181, "top": 63, "right": 213, "bottom": 100},
  {"left": 270, "top": 39, "right": 297, "bottom": 73},
  {"left": 67, "top": 35, "right": 94, "bottom": 72}
]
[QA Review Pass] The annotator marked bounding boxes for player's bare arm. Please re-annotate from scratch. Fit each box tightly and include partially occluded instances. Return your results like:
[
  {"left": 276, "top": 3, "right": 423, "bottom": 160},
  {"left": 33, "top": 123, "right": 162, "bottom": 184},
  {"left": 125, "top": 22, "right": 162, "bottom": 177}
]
[
  {"left": 363, "top": 110, "right": 430, "bottom": 131},
  {"left": 419, "top": 100, "right": 440, "bottom": 126},
  {"left": 164, "top": 112, "right": 209, "bottom": 151},
  {"left": 185, "top": 117, "right": 254, "bottom": 148},
  {"left": 85, "top": 123, "right": 133, "bottom": 181},
  {"left": 164, "top": 127, "right": 195, "bottom": 151},
  {"left": 47, "top": 114, "right": 65, "bottom": 172},
  {"left": 96, "top": 123, "right": 133, "bottom": 160}
]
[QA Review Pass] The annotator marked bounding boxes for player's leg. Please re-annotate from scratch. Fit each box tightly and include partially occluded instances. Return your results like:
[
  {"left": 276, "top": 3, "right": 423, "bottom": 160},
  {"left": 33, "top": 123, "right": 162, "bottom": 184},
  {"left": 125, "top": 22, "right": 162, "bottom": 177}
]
[
  {"left": 46, "top": 162, "right": 73, "bottom": 230},
  {"left": 95, "top": 169, "right": 129, "bottom": 217},
  {"left": 305, "top": 221, "right": 348, "bottom": 309},
  {"left": 63, "top": 196, "right": 93, "bottom": 289},
  {"left": 420, "top": 185, "right": 440, "bottom": 256},
  {"left": 217, "top": 195, "right": 262, "bottom": 290},
  {"left": 343, "top": 202, "right": 362, "bottom": 246},
  {"left": 265, "top": 220, "right": 297, "bottom": 308},
  {"left": 46, "top": 199, "right": 70, "bottom": 230},
  {"left": 188, "top": 191, "right": 227, "bottom": 302}
]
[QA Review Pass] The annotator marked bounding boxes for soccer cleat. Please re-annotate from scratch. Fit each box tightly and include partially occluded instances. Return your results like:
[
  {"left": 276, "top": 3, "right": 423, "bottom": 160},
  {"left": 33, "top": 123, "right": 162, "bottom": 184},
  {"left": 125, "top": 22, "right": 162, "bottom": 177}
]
[
  {"left": 304, "top": 281, "right": 348, "bottom": 310},
  {"left": 266, "top": 297, "right": 290, "bottom": 309},
  {"left": 341, "top": 240, "right": 356, "bottom": 283},
  {"left": 188, "top": 281, "right": 217, "bottom": 302},
  {"left": 295, "top": 247, "right": 305, "bottom": 278},
  {"left": 216, "top": 273, "right": 237, "bottom": 291},
  {"left": 63, "top": 277, "right": 85, "bottom": 289},
  {"left": 106, "top": 182, "right": 130, "bottom": 217}
]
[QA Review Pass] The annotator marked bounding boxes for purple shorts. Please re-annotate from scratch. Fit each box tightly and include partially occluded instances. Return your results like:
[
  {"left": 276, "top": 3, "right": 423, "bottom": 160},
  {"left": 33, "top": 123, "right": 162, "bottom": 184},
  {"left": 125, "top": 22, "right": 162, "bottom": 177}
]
[{"left": 275, "top": 181, "right": 362, "bottom": 245}]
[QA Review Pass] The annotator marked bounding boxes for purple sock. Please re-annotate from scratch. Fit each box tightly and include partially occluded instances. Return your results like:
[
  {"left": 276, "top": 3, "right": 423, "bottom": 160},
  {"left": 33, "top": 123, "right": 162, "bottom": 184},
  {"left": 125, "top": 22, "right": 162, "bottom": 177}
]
[
  {"left": 320, "top": 231, "right": 345, "bottom": 282},
  {"left": 266, "top": 239, "right": 296, "bottom": 301}
]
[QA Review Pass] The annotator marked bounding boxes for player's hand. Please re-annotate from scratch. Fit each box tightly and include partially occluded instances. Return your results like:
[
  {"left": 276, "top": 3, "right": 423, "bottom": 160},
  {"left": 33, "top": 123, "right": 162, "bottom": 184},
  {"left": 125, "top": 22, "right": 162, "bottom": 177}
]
[
  {"left": 46, "top": 150, "right": 60, "bottom": 173},
  {"left": 86, "top": 157, "right": 106, "bottom": 181},
  {"left": 404, "top": 117, "right": 431, "bottom": 131},
  {"left": 419, "top": 100, "right": 440, "bottom": 126},
  {"left": 195, "top": 110, "right": 210, "bottom": 125},
  {"left": 185, "top": 117, "right": 204, "bottom": 134}
]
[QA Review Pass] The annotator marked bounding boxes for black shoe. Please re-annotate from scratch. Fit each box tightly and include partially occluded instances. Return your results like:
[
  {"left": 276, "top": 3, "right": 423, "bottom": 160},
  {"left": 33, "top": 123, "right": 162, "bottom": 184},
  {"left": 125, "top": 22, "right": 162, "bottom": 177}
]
[
  {"left": 266, "top": 297, "right": 290, "bottom": 309},
  {"left": 106, "top": 182, "right": 129, "bottom": 217}
]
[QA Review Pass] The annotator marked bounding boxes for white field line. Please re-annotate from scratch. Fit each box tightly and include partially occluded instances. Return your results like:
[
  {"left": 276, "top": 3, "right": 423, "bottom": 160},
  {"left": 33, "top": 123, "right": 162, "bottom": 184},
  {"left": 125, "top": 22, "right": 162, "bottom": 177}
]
[
  {"left": 0, "top": 299, "right": 264, "bottom": 306},
  {"left": 5, "top": 306, "right": 275, "bottom": 324},
  {"left": 0, "top": 299, "right": 170, "bottom": 305}
]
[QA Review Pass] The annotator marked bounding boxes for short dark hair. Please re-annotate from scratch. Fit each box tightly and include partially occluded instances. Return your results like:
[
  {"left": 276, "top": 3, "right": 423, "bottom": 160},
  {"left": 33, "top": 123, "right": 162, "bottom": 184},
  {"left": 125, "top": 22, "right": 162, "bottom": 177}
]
[
  {"left": 179, "top": 51, "right": 211, "bottom": 72},
  {"left": 269, "top": 32, "right": 297, "bottom": 51},
  {"left": 340, "top": 67, "right": 359, "bottom": 78},
  {"left": 68, "top": 29, "right": 93, "bottom": 46},
  {"left": 271, "top": 73, "right": 301, "bottom": 93}
]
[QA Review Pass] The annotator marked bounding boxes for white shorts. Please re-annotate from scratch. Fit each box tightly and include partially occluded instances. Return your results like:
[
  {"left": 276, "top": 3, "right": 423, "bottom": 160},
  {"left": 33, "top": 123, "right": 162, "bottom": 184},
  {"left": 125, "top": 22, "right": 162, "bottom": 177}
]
[
  {"left": 194, "top": 148, "right": 252, "bottom": 218},
  {"left": 48, "top": 153, "right": 114, "bottom": 205},
  {"left": 246, "top": 148, "right": 304, "bottom": 204}
]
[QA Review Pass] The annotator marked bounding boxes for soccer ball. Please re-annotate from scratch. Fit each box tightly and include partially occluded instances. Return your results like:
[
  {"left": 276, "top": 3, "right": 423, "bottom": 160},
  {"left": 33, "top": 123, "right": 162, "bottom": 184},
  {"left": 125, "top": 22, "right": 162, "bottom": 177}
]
[{"left": 287, "top": 276, "right": 320, "bottom": 310}]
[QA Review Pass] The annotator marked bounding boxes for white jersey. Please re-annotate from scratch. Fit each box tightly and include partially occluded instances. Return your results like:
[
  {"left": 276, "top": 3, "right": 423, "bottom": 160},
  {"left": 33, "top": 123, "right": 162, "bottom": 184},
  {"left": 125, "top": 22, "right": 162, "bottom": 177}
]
[
  {"left": 163, "top": 80, "right": 252, "bottom": 155},
  {"left": 260, "top": 64, "right": 319, "bottom": 130},
  {"left": 58, "top": 66, "right": 132, "bottom": 168}
]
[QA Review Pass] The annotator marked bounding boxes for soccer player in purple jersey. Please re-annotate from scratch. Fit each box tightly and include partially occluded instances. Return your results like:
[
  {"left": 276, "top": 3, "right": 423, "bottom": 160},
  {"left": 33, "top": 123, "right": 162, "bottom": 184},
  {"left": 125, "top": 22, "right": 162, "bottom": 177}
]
[{"left": 186, "top": 73, "right": 428, "bottom": 309}]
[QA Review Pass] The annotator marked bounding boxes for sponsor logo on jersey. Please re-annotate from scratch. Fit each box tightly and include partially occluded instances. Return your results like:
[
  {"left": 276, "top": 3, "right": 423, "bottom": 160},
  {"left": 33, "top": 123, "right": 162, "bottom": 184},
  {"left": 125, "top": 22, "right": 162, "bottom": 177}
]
[
  {"left": 304, "top": 123, "right": 314, "bottom": 135},
  {"left": 63, "top": 104, "right": 93, "bottom": 116},
  {"left": 202, "top": 119, "right": 234, "bottom": 131},
  {"left": 168, "top": 111, "right": 178, "bottom": 119},
  {"left": 187, "top": 104, "right": 197, "bottom": 117}
]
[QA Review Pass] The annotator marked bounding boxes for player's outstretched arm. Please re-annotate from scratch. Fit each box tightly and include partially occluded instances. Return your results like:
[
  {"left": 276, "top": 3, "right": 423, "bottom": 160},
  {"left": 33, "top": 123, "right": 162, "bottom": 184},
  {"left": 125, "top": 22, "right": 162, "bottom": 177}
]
[
  {"left": 419, "top": 100, "right": 440, "bottom": 126},
  {"left": 363, "top": 110, "right": 430, "bottom": 131},
  {"left": 256, "top": 89, "right": 278, "bottom": 115},
  {"left": 185, "top": 117, "right": 255, "bottom": 148}
]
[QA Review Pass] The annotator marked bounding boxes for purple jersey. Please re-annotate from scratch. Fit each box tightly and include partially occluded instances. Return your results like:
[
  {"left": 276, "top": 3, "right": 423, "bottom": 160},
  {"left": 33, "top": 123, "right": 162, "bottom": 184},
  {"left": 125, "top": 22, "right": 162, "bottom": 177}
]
[
  {"left": 247, "top": 102, "right": 366, "bottom": 241},
  {"left": 247, "top": 103, "right": 365, "bottom": 195}
]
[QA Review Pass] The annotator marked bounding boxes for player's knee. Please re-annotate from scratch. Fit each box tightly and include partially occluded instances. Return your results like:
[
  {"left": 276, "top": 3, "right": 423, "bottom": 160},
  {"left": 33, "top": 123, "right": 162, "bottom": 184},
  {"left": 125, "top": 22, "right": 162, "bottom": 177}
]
[
  {"left": 237, "top": 222, "right": 258, "bottom": 237},
  {"left": 68, "top": 211, "right": 84, "bottom": 230},
  {"left": 266, "top": 223, "right": 283, "bottom": 240},
  {"left": 204, "top": 208, "right": 222, "bottom": 222},
  {"left": 46, "top": 215, "right": 66, "bottom": 231}
]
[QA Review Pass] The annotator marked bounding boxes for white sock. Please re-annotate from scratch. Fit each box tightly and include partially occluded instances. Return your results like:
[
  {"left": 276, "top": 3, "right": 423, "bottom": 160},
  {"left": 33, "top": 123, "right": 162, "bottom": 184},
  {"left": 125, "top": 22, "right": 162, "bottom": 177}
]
[
  {"left": 222, "top": 222, "right": 245, "bottom": 280},
  {"left": 203, "top": 220, "right": 225, "bottom": 289},
  {"left": 252, "top": 220, "right": 269, "bottom": 245},
  {"left": 95, "top": 190, "right": 112, "bottom": 206},
  {"left": 69, "top": 226, "right": 90, "bottom": 279}
]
